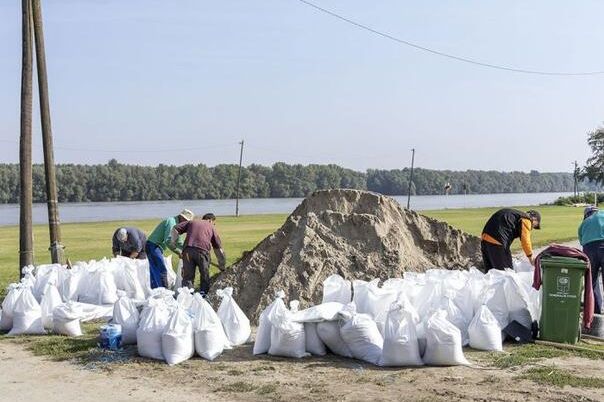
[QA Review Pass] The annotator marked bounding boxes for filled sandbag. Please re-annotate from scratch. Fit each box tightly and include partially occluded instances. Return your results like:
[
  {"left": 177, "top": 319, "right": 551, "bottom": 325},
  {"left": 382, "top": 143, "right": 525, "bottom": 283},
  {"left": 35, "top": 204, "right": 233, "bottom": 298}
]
[
  {"left": 305, "top": 322, "right": 327, "bottom": 356},
  {"left": 468, "top": 305, "right": 503, "bottom": 352},
  {"left": 216, "top": 287, "right": 251, "bottom": 346},
  {"left": 0, "top": 284, "right": 23, "bottom": 331},
  {"left": 339, "top": 307, "right": 383, "bottom": 365},
  {"left": 8, "top": 287, "right": 45, "bottom": 335},
  {"left": 481, "top": 278, "right": 509, "bottom": 331},
  {"left": 33, "top": 266, "right": 59, "bottom": 303},
  {"left": 175, "top": 287, "right": 195, "bottom": 312},
  {"left": 423, "top": 311, "right": 469, "bottom": 366},
  {"left": 253, "top": 290, "right": 286, "bottom": 355},
  {"left": 137, "top": 301, "right": 171, "bottom": 360},
  {"left": 192, "top": 294, "right": 230, "bottom": 361},
  {"left": 290, "top": 302, "right": 344, "bottom": 323},
  {"left": 322, "top": 274, "right": 352, "bottom": 304},
  {"left": 112, "top": 294, "right": 140, "bottom": 345},
  {"left": 379, "top": 302, "right": 423, "bottom": 367},
  {"left": 316, "top": 321, "right": 352, "bottom": 358},
  {"left": 59, "top": 268, "right": 82, "bottom": 302},
  {"left": 40, "top": 284, "right": 63, "bottom": 330},
  {"left": 440, "top": 291, "right": 470, "bottom": 346},
  {"left": 53, "top": 302, "right": 84, "bottom": 337},
  {"left": 97, "top": 270, "right": 119, "bottom": 305},
  {"left": 162, "top": 307, "right": 195, "bottom": 365},
  {"left": 268, "top": 303, "right": 309, "bottom": 359}
]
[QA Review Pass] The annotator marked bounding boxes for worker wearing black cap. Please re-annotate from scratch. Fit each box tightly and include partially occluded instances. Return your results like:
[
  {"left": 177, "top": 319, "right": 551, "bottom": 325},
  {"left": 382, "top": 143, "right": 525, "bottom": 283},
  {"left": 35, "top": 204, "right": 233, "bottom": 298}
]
[{"left": 480, "top": 208, "right": 541, "bottom": 271}]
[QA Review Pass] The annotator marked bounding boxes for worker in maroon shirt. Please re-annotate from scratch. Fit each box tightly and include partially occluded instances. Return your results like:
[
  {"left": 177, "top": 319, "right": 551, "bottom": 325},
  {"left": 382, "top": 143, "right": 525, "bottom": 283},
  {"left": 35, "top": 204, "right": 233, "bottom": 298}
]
[{"left": 170, "top": 212, "right": 226, "bottom": 296}]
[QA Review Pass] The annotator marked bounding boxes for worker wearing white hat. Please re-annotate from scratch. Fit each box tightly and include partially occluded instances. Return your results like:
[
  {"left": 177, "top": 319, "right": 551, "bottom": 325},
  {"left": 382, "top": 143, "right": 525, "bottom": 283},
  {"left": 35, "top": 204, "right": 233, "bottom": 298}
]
[{"left": 145, "top": 209, "right": 194, "bottom": 288}]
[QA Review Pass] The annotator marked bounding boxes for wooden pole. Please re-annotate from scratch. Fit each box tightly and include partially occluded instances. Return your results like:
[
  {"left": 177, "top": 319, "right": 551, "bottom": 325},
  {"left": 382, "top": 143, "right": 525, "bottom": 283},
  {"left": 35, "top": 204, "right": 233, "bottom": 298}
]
[
  {"left": 19, "top": 0, "right": 34, "bottom": 275},
  {"left": 31, "top": 0, "right": 64, "bottom": 263},
  {"left": 235, "top": 140, "right": 244, "bottom": 217}
]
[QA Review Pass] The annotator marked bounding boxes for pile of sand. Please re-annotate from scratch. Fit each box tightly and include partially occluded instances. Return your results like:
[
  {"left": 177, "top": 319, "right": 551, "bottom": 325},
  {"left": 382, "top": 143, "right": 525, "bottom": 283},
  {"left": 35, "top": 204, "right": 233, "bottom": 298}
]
[{"left": 210, "top": 189, "right": 482, "bottom": 322}]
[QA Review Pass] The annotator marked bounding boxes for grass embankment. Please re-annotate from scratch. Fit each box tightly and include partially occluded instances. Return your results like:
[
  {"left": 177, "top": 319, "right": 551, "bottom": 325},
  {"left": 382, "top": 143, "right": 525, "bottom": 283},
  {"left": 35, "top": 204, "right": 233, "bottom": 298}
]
[{"left": 0, "top": 205, "right": 584, "bottom": 293}]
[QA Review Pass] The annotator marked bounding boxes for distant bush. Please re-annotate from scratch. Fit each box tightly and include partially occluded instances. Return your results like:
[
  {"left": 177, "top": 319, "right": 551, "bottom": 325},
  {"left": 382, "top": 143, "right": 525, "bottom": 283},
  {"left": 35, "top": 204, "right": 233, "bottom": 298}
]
[{"left": 552, "top": 193, "right": 604, "bottom": 206}]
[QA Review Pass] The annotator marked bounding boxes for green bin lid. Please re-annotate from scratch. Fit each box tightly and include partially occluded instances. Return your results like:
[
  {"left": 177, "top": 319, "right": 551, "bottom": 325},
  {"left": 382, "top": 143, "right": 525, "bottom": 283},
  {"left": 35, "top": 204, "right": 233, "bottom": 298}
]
[{"left": 540, "top": 255, "right": 587, "bottom": 270}]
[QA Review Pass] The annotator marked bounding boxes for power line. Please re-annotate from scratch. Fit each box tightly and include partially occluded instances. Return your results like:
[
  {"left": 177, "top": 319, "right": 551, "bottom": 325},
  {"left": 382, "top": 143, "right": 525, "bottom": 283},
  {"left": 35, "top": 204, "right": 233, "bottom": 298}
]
[
  {"left": 0, "top": 138, "right": 237, "bottom": 153},
  {"left": 295, "top": 0, "right": 604, "bottom": 76}
]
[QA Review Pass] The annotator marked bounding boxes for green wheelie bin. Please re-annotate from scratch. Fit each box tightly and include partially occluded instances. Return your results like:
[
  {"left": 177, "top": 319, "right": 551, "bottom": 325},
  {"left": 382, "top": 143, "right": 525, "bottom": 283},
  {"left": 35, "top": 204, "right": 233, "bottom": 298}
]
[{"left": 539, "top": 256, "right": 587, "bottom": 344}]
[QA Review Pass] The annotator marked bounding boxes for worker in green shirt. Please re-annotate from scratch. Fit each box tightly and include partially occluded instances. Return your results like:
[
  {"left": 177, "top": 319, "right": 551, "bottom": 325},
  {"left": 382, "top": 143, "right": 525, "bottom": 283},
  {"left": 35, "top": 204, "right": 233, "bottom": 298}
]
[{"left": 145, "top": 209, "right": 194, "bottom": 288}]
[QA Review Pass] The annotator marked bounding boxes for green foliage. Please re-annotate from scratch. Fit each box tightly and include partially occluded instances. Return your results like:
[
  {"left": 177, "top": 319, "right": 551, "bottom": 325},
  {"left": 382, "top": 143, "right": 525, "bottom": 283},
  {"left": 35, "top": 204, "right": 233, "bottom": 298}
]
[
  {"left": 553, "top": 192, "right": 604, "bottom": 206},
  {"left": 583, "top": 126, "right": 604, "bottom": 186},
  {"left": 519, "top": 366, "right": 604, "bottom": 388},
  {"left": 0, "top": 161, "right": 596, "bottom": 203}
]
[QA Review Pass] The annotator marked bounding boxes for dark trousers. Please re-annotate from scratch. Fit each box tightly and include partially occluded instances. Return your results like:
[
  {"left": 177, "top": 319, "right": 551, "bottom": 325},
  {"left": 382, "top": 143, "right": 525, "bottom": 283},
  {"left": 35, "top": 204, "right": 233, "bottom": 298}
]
[
  {"left": 582, "top": 241, "right": 604, "bottom": 314},
  {"left": 146, "top": 241, "right": 168, "bottom": 289},
  {"left": 481, "top": 240, "right": 513, "bottom": 271},
  {"left": 182, "top": 247, "right": 211, "bottom": 295}
]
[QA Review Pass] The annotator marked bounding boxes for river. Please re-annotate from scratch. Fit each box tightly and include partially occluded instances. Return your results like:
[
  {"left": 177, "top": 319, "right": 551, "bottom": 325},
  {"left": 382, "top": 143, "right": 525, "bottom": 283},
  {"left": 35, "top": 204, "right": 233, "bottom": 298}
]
[{"left": 0, "top": 192, "right": 574, "bottom": 226}]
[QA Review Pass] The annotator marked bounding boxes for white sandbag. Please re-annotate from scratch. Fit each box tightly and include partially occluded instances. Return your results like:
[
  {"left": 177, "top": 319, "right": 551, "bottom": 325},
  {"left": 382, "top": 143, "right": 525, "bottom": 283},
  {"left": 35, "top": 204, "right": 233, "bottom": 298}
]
[
  {"left": 192, "top": 294, "right": 230, "bottom": 361},
  {"left": 339, "top": 309, "right": 383, "bottom": 365},
  {"left": 379, "top": 302, "right": 423, "bottom": 367},
  {"left": 268, "top": 306, "right": 309, "bottom": 359},
  {"left": 162, "top": 307, "right": 194, "bottom": 365},
  {"left": 164, "top": 255, "right": 176, "bottom": 289},
  {"left": 316, "top": 321, "right": 352, "bottom": 358},
  {"left": 305, "top": 322, "right": 327, "bottom": 356},
  {"left": 216, "top": 287, "right": 251, "bottom": 346},
  {"left": 322, "top": 274, "right": 352, "bottom": 304},
  {"left": 414, "top": 279, "right": 442, "bottom": 318},
  {"left": 481, "top": 278, "right": 509, "bottom": 331},
  {"left": 78, "top": 302, "right": 114, "bottom": 322},
  {"left": 112, "top": 294, "right": 140, "bottom": 345},
  {"left": 290, "top": 302, "right": 344, "bottom": 323},
  {"left": 137, "top": 301, "right": 171, "bottom": 360},
  {"left": 502, "top": 271, "right": 533, "bottom": 329},
  {"left": 440, "top": 291, "right": 470, "bottom": 346},
  {"left": 253, "top": 291, "right": 286, "bottom": 355},
  {"left": 20, "top": 266, "right": 36, "bottom": 288},
  {"left": 53, "top": 302, "right": 84, "bottom": 337},
  {"left": 40, "top": 284, "right": 63, "bottom": 330},
  {"left": 97, "top": 270, "right": 118, "bottom": 305},
  {"left": 352, "top": 279, "right": 379, "bottom": 315},
  {"left": 59, "top": 268, "right": 82, "bottom": 302},
  {"left": 8, "top": 287, "right": 45, "bottom": 335},
  {"left": 33, "top": 267, "right": 59, "bottom": 303},
  {"left": 0, "top": 284, "right": 22, "bottom": 331},
  {"left": 423, "top": 311, "right": 469, "bottom": 366},
  {"left": 513, "top": 258, "right": 534, "bottom": 273},
  {"left": 114, "top": 258, "right": 146, "bottom": 301},
  {"left": 175, "top": 287, "right": 194, "bottom": 312},
  {"left": 468, "top": 305, "right": 503, "bottom": 352},
  {"left": 355, "top": 282, "right": 398, "bottom": 334}
]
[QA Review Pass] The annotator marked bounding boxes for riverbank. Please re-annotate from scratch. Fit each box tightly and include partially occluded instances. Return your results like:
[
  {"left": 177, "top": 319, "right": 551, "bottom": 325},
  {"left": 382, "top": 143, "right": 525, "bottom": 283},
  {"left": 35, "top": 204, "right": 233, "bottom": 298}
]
[{"left": 0, "top": 205, "right": 584, "bottom": 294}]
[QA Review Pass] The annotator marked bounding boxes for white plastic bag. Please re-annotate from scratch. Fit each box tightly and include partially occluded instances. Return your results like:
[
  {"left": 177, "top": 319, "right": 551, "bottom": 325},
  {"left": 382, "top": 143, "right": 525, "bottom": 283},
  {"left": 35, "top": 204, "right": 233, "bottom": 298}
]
[
  {"left": 339, "top": 306, "right": 383, "bottom": 365},
  {"left": 162, "top": 307, "right": 195, "bottom": 365},
  {"left": 253, "top": 291, "right": 286, "bottom": 355},
  {"left": 440, "top": 291, "right": 470, "bottom": 346},
  {"left": 53, "top": 302, "right": 84, "bottom": 337},
  {"left": 305, "top": 322, "right": 327, "bottom": 356},
  {"left": 482, "top": 278, "right": 509, "bottom": 331},
  {"left": 98, "top": 270, "right": 118, "bottom": 305},
  {"left": 137, "top": 301, "right": 171, "bottom": 360},
  {"left": 379, "top": 302, "right": 423, "bottom": 367},
  {"left": 40, "top": 284, "right": 63, "bottom": 330},
  {"left": 192, "top": 294, "right": 230, "bottom": 361},
  {"left": 468, "top": 305, "right": 503, "bottom": 352},
  {"left": 59, "top": 268, "right": 82, "bottom": 302},
  {"left": 8, "top": 287, "right": 45, "bottom": 335},
  {"left": 268, "top": 305, "right": 309, "bottom": 359},
  {"left": 316, "top": 321, "right": 352, "bottom": 358},
  {"left": 112, "top": 294, "right": 140, "bottom": 345},
  {"left": 164, "top": 255, "right": 176, "bottom": 290},
  {"left": 175, "top": 259, "right": 183, "bottom": 290},
  {"left": 176, "top": 287, "right": 195, "bottom": 312},
  {"left": 0, "top": 284, "right": 22, "bottom": 331},
  {"left": 423, "top": 311, "right": 469, "bottom": 366},
  {"left": 322, "top": 274, "right": 352, "bottom": 304},
  {"left": 216, "top": 287, "right": 251, "bottom": 346}
]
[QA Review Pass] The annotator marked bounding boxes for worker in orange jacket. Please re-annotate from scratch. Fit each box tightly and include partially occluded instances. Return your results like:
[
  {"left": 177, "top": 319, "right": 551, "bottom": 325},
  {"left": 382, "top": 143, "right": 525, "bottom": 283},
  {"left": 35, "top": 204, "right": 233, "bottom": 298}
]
[{"left": 481, "top": 208, "right": 541, "bottom": 271}]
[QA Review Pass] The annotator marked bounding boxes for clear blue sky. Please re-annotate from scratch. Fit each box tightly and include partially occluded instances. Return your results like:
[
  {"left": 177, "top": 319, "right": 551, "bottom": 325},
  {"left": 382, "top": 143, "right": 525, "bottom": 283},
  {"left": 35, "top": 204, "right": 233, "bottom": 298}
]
[{"left": 1, "top": 0, "right": 603, "bottom": 172}]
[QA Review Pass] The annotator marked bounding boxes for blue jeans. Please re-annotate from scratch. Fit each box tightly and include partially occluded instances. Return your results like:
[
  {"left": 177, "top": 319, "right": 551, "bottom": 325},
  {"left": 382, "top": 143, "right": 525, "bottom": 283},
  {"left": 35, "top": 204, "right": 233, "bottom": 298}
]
[
  {"left": 582, "top": 240, "right": 604, "bottom": 314},
  {"left": 146, "top": 241, "right": 167, "bottom": 289}
]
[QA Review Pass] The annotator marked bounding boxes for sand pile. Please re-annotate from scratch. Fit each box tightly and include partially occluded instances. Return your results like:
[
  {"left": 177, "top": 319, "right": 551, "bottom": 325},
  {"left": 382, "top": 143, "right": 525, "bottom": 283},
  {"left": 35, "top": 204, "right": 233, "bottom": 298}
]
[{"left": 210, "top": 189, "right": 482, "bottom": 322}]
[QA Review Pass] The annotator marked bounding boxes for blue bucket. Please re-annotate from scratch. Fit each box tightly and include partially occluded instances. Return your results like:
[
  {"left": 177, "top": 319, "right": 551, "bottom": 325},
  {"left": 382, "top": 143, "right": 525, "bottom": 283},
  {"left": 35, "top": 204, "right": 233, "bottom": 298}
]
[{"left": 99, "top": 323, "right": 122, "bottom": 350}]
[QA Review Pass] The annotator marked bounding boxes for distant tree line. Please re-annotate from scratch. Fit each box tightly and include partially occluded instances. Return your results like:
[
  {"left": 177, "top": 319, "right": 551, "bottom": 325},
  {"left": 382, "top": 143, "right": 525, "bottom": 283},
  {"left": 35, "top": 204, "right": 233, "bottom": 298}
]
[{"left": 0, "top": 159, "right": 598, "bottom": 203}]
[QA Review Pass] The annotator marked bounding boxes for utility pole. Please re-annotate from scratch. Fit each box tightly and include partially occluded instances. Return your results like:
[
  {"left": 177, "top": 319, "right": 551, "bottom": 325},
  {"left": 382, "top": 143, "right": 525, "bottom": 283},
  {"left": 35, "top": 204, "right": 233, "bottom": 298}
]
[
  {"left": 573, "top": 160, "right": 579, "bottom": 197},
  {"left": 406, "top": 148, "right": 415, "bottom": 210},
  {"left": 31, "top": 0, "right": 64, "bottom": 263},
  {"left": 235, "top": 140, "right": 244, "bottom": 217},
  {"left": 19, "top": 0, "right": 34, "bottom": 275}
]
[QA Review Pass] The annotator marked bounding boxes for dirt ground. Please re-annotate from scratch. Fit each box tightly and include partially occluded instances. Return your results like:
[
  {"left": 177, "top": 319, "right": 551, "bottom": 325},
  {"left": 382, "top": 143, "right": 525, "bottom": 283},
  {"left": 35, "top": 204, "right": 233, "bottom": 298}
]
[{"left": 1, "top": 338, "right": 603, "bottom": 402}]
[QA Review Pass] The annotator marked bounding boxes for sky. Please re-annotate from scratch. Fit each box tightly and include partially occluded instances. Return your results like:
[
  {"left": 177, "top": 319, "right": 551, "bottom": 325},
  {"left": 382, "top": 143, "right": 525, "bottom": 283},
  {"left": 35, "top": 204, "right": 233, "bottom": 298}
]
[{"left": 1, "top": 0, "right": 603, "bottom": 173}]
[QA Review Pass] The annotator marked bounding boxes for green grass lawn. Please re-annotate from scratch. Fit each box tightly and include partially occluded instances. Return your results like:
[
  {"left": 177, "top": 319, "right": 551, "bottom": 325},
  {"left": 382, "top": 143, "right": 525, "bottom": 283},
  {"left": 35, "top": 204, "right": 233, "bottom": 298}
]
[{"left": 0, "top": 204, "right": 585, "bottom": 295}]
